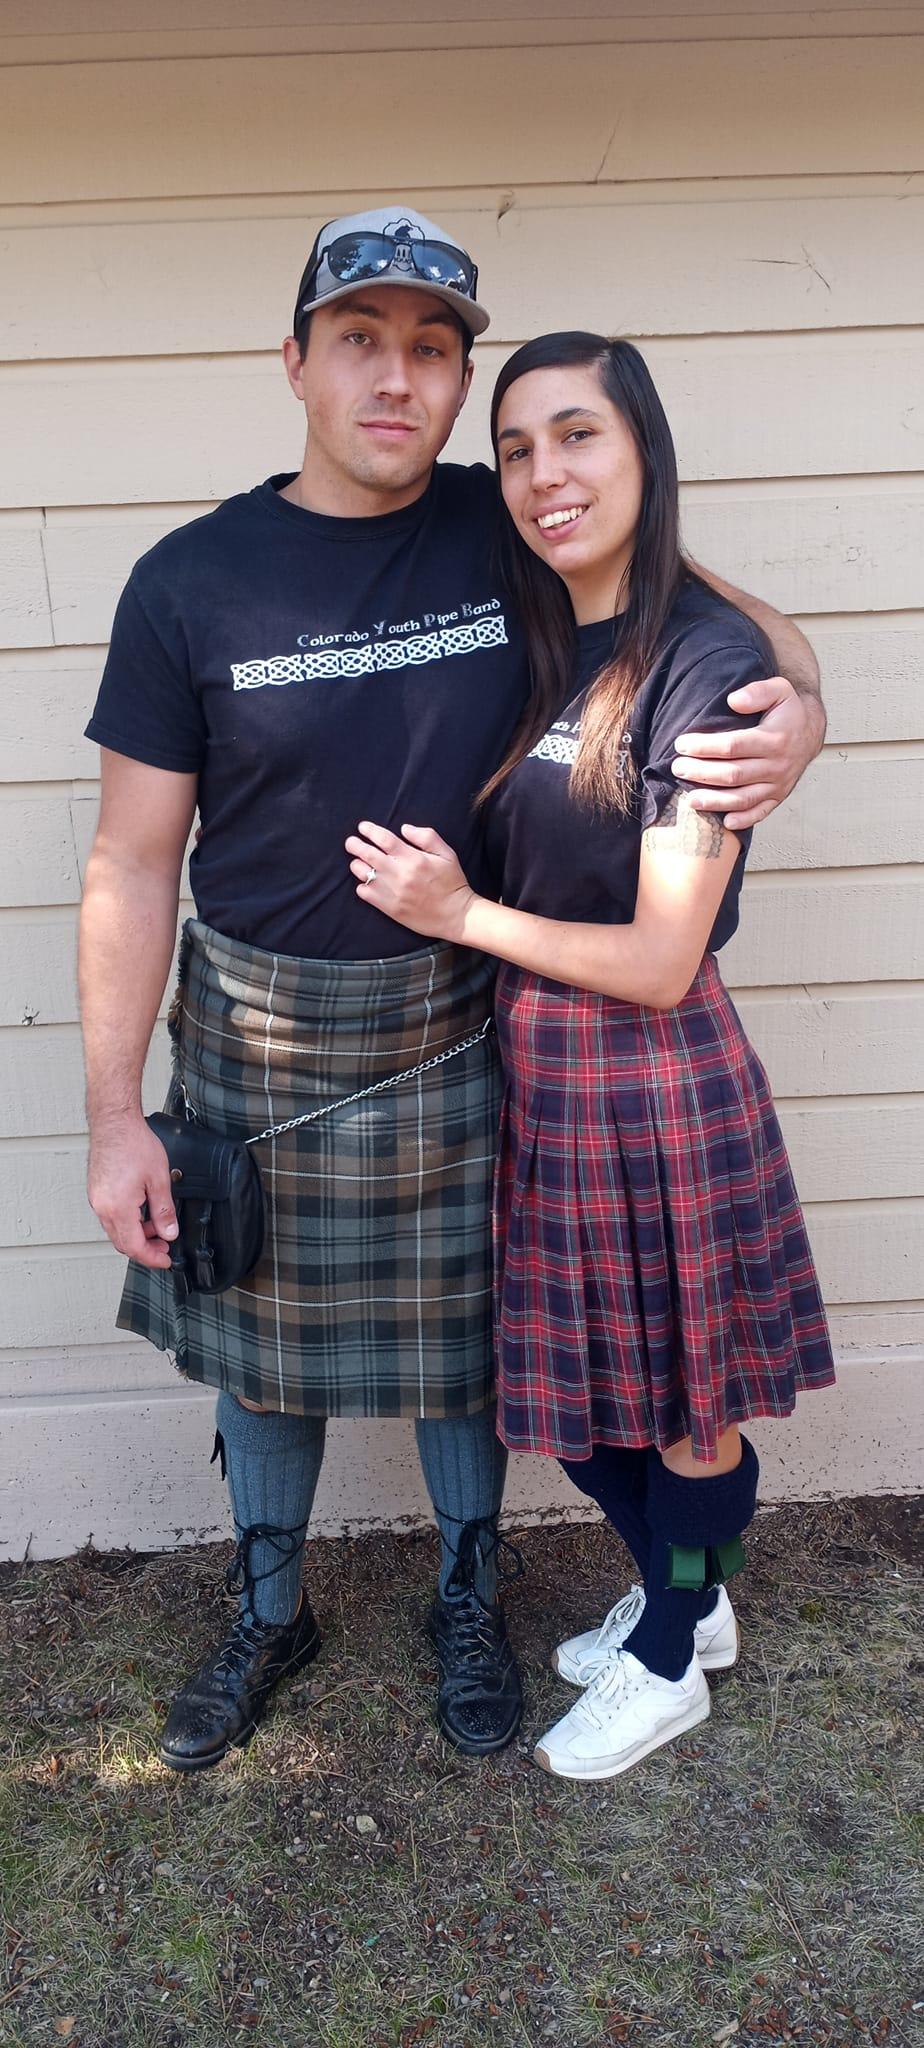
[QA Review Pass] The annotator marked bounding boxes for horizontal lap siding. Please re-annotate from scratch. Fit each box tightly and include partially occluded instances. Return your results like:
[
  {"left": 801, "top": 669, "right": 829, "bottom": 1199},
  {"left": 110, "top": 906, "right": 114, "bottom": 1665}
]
[
  {"left": 3, "top": 41, "right": 923, "bottom": 202},
  {"left": 0, "top": 16, "right": 922, "bottom": 1535},
  {"left": 4, "top": 331, "right": 924, "bottom": 506},
  {"left": 5, "top": 195, "right": 924, "bottom": 360}
]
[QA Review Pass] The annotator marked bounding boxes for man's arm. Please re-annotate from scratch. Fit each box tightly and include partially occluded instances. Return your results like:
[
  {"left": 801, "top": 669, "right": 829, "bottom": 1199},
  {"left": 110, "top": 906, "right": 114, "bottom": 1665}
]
[
  {"left": 675, "top": 561, "right": 827, "bottom": 829},
  {"left": 694, "top": 561, "right": 820, "bottom": 701},
  {"left": 79, "top": 749, "right": 198, "bottom": 1268}
]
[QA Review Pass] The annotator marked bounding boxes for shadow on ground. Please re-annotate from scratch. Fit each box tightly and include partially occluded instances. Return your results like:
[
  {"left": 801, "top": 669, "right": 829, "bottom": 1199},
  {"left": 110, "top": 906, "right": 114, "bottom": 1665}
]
[{"left": 1, "top": 1497, "right": 921, "bottom": 2048}]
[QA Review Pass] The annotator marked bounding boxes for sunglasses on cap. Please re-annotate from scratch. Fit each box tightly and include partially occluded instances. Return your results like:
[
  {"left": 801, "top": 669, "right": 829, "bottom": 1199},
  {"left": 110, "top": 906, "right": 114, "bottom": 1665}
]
[{"left": 296, "top": 223, "right": 478, "bottom": 321}]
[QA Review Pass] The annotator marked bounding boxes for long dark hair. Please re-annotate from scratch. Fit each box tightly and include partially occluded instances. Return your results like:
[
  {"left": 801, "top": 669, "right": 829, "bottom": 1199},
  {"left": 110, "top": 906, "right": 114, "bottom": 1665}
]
[{"left": 482, "top": 332, "right": 684, "bottom": 811}]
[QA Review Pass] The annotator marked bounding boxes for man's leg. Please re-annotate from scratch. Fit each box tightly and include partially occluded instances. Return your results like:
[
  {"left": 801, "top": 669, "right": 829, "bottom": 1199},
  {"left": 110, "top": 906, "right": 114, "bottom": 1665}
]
[
  {"left": 415, "top": 1408, "right": 522, "bottom": 1756},
  {"left": 159, "top": 1393, "right": 326, "bottom": 1773}
]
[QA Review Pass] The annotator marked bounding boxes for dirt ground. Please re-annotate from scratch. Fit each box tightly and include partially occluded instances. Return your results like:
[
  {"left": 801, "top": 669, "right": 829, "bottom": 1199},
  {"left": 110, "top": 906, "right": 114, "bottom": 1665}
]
[{"left": 1, "top": 1496, "right": 921, "bottom": 2048}]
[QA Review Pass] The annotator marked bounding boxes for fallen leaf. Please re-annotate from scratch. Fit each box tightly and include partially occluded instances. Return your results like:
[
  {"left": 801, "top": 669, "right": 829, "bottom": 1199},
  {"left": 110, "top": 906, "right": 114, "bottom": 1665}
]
[{"left": 55, "top": 2023, "right": 76, "bottom": 2040}]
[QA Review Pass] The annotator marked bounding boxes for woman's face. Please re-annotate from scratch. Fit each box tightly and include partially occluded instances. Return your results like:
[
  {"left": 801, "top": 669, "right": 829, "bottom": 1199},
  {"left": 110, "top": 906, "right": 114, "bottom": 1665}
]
[{"left": 495, "top": 362, "right": 645, "bottom": 622}]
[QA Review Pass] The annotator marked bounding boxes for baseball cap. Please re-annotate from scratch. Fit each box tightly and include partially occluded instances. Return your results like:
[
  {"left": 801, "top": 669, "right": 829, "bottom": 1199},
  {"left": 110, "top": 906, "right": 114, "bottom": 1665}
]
[{"left": 293, "top": 205, "right": 489, "bottom": 340}]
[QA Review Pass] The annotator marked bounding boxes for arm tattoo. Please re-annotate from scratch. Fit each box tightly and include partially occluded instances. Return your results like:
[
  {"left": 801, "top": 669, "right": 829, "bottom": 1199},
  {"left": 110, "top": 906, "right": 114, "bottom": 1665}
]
[{"left": 644, "top": 791, "right": 725, "bottom": 858}]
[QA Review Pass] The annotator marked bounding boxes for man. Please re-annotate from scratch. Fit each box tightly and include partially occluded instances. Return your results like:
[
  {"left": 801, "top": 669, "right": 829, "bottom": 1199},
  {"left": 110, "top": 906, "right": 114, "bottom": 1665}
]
[{"left": 80, "top": 207, "right": 824, "bottom": 1774}]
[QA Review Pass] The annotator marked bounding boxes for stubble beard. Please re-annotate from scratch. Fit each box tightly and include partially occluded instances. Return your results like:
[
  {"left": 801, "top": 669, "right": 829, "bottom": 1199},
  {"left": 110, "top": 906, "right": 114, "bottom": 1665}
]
[{"left": 346, "top": 431, "right": 434, "bottom": 499}]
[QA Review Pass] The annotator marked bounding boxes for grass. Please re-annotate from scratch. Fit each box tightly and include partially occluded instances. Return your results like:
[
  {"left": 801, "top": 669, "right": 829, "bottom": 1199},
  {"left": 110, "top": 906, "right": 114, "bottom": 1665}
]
[{"left": 0, "top": 1497, "right": 921, "bottom": 2048}]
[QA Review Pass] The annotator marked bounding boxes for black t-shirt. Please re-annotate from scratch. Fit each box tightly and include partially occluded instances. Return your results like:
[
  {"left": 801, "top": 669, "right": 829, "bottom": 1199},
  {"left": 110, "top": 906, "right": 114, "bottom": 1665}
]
[
  {"left": 485, "top": 577, "right": 774, "bottom": 954},
  {"left": 86, "top": 465, "right": 528, "bottom": 960}
]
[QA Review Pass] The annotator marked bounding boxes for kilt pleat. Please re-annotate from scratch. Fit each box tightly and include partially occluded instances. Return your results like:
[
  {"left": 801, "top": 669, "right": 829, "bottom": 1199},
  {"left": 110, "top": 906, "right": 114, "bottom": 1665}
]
[
  {"left": 493, "top": 954, "right": 835, "bottom": 1464},
  {"left": 118, "top": 920, "right": 501, "bottom": 1418}
]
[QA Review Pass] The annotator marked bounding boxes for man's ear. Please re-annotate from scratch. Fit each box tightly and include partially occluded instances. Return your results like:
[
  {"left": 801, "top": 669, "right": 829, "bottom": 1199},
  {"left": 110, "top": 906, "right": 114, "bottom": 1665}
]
[
  {"left": 455, "top": 356, "right": 475, "bottom": 419},
  {"left": 282, "top": 334, "right": 306, "bottom": 403}
]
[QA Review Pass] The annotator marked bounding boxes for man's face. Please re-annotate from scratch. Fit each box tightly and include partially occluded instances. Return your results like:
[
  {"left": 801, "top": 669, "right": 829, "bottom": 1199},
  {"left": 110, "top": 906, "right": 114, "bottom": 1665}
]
[{"left": 283, "top": 286, "right": 473, "bottom": 516}]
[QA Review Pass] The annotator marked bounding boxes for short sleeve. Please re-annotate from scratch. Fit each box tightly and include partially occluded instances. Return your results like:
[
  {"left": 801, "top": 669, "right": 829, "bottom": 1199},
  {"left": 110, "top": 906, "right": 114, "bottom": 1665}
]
[
  {"left": 85, "top": 572, "right": 206, "bottom": 773},
  {"left": 638, "top": 634, "right": 773, "bottom": 833}
]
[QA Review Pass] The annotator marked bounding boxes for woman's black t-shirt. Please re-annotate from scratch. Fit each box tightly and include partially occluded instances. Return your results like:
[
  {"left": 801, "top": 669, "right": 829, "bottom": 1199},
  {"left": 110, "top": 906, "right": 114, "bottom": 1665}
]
[{"left": 485, "top": 577, "right": 775, "bottom": 954}]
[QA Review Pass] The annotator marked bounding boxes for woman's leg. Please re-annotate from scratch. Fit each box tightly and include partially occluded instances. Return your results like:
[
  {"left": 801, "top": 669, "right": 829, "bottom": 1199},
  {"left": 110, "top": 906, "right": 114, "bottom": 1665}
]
[
  {"left": 624, "top": 1428, "right": 759, "bottom": 1681},
  {"left": 559, "top": 1443, "right": 652, "bottom": 1577}
]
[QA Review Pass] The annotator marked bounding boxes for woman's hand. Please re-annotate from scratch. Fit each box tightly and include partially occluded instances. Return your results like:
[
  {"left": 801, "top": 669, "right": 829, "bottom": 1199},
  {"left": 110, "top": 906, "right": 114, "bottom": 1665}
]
[{"left": 345, "top": 821, "right": 478, "bottom": 943}]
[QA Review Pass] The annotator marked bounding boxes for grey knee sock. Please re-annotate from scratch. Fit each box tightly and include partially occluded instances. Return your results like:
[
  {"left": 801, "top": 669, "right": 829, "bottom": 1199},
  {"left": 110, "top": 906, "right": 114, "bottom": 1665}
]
[
  {"left": 415, "top": 1407, "right": 508, "bottom": 1605},
  {"left": 215, "top": 1391, "right": 327, "bottom": 1626}
]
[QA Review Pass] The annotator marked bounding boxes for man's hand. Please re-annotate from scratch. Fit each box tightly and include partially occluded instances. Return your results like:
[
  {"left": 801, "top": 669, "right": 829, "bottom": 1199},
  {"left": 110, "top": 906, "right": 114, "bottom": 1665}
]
[
  {"left": 671, "top": 675, "right": 821, "bottom": 830},
  {"left": 88, "top": 1115, "right": 178, "bottom": 1270}
]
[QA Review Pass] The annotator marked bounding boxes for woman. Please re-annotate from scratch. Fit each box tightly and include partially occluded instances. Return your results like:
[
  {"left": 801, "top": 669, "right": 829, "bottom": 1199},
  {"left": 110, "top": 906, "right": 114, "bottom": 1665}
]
[{"left": 345, "top": 333, "right": 835, "bottom": 1781}]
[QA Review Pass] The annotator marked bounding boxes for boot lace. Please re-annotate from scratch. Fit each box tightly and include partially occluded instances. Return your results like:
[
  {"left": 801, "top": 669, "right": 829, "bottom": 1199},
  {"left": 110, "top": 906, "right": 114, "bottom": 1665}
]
[
  {"left": 441, "top": 1513, "right": 525, "bottom": 1615},
  {"left": 210, "top": 1605, "right": 281, "bottom": 1686},
  {"left": 225, "top": 1521, "right": 310, "bottom": 1618}
]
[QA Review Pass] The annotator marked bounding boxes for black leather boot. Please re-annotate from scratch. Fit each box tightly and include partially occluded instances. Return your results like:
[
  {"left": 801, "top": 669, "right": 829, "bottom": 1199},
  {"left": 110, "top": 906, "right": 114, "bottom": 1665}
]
[
  {"left": 159, "top": 1525, "right": 321, "bottom": 1773},
  {"left": 427, "top": 1518, "right": 523, "bottom": 1757}
]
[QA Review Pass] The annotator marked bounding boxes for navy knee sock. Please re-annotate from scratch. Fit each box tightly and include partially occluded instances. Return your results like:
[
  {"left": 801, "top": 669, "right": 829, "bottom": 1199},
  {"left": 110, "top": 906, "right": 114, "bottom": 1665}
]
[
  {"left": 415, "top": 1407, "right": 508, "bottom": 1605},
  {"left": 559, "top": 1444, "right": 652, "bottom": 1578},
  {"left": 626, "top": 1439, "right": 759, "bottom": 1682},
  {"left": 214, "top": 1391, "right": 327, "bottom": 1626}
]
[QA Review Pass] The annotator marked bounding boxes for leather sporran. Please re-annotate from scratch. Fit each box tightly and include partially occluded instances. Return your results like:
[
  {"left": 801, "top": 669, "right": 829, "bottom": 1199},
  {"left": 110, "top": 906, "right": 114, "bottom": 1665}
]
[{"left": 146, "top": 1110, "right": 265, "bottom": 1298}]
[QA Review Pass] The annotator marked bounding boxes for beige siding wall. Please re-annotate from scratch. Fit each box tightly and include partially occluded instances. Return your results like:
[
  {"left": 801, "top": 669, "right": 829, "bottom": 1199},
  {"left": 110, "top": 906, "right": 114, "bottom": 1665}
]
[{"left": 1, "top": 3, "right": 922, "bottom": 1556}]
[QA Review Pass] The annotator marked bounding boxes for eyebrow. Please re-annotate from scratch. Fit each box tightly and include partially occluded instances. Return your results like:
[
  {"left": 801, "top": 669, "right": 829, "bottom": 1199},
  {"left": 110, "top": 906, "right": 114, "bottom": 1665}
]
[
  {"left": 496, "top": 406, "right": 604, "bottom": 443},
  {"left": 335, "top": 299, "right": 458, "bottom": 333}
]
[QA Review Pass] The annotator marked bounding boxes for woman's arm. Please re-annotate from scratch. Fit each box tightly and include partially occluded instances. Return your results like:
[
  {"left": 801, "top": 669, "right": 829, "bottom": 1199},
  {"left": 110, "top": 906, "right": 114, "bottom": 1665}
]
[{"left": 345, "top": 806, "right": 739, "bottom": 1010}]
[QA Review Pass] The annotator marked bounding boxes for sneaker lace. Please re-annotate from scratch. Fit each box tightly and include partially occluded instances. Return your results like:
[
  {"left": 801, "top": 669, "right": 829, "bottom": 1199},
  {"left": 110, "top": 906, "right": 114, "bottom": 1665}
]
[
  {"left": 578, "top": 1650, "right": 638, "bottom": 1730},
  {"left": 584, "top": 1584, "right": 645, "bottom": 1666}
]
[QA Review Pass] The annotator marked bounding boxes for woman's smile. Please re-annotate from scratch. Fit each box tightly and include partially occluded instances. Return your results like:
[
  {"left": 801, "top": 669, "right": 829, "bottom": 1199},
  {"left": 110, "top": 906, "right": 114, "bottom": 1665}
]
[
  {"left": 496, "top": 362, "right": 644, "bottom": 621},
  {"left": 536, "top": 503, "right": 589, "bottom": 531}
]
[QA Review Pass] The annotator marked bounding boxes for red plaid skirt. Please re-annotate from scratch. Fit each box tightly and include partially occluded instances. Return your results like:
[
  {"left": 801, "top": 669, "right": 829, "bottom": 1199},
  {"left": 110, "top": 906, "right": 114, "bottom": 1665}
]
[{"left": 492, "top": 953, "right": 835, "bottom": 1463}]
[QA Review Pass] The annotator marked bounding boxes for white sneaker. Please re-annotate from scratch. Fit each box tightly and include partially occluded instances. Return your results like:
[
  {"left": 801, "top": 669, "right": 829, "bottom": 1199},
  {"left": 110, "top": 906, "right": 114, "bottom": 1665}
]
[
  {"left": 553, "top": 1582, "right": 739, "bottom": 1686},
  {"left": 535, "top": 1648, "right": 710, "bottom": 1781}
]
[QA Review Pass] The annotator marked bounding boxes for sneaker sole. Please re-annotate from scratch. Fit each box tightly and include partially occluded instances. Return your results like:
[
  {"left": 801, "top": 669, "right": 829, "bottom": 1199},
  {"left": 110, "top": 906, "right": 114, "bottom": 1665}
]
[
  {"left": 534, "top": 1690, "right": 710, "bottom": 1781},
  {"left": 698, "top": 1621, "right": 740, "bottom": 1674},
  {"left": 158, "top": 1625, "right": 322, "bottom": 1774},
  {"left": 553, "top": 1620, "right": 739, "bottom": 1687}
]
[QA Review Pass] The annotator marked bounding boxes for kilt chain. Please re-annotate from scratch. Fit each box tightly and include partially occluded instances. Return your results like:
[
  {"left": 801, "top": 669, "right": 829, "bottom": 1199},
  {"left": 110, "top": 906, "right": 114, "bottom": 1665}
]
[{"left": 178, "top": 1015, "right": 494, "bottom": 1148}]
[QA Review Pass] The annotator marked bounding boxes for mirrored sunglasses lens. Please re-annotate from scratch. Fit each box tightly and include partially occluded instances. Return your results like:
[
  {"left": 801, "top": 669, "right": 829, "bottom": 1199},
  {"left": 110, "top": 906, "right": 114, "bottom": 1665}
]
[
  {"left": 326, "top": 234, "right": 394, "bottom": 283},
  {"left": 416, "top": 256, "right": 467, "bottom": 288},
  {"left": 414, "top": 244, "right": 473, "bottom": 291}
]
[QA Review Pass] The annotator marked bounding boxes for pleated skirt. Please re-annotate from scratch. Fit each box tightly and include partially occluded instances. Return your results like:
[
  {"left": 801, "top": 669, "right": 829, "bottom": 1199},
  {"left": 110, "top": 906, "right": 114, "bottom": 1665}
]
[{"left": 492, "top": 952, "right": 835, "bottom": 1463}]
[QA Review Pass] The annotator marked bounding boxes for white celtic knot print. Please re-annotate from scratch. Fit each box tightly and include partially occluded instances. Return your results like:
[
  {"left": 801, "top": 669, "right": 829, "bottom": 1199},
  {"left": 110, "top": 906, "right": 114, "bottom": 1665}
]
[
  {"left": 231, "top": 615, "right": 509, "bottom": 690},
  {"left": 529, "top": 730, "right": 581, "bottom": 766}
]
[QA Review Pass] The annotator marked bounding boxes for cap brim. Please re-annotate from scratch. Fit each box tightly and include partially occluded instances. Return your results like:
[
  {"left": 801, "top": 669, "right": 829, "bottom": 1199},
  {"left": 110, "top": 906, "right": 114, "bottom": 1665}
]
[{"left": 296, "top": 273, "right": 490, "bottom": 339}]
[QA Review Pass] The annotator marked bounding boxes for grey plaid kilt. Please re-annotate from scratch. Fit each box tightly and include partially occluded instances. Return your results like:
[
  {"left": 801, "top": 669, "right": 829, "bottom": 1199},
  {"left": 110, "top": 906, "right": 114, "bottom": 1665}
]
[{"left": 118, "top": 920, "right": 501, "bottom": 1418}]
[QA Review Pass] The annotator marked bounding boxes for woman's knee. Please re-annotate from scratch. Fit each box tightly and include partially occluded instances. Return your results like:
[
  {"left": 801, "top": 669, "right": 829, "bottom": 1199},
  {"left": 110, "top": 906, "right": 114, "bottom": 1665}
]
[{"left": 660, "top": 1423, "right": 741, "bottom": 1479}]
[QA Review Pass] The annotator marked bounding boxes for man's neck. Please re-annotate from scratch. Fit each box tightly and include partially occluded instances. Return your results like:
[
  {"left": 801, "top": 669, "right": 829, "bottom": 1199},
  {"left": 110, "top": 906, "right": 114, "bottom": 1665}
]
[{"left": 280, "top": 457, "right": 434, "bottom": 521}]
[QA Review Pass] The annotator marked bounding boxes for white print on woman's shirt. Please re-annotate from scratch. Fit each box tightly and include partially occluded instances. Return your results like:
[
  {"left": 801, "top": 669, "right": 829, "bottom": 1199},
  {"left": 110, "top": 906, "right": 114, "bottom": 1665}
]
[
  {"left": 230, "top": 613, "right": 509, "bottom": 691},
  {"left": 528, "top": 717, "right": 581, "bottom": 767}
]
